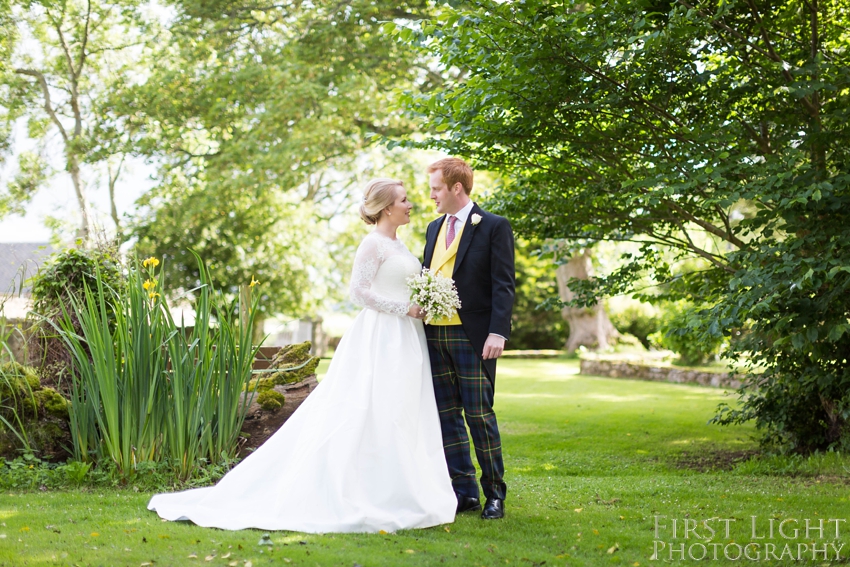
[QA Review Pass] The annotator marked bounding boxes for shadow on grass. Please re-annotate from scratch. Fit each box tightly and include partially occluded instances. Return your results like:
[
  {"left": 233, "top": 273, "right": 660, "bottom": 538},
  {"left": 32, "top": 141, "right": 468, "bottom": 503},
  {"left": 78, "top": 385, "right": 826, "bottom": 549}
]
[{"left": 672, "top": 447, "right": 760, "bottom": 473}]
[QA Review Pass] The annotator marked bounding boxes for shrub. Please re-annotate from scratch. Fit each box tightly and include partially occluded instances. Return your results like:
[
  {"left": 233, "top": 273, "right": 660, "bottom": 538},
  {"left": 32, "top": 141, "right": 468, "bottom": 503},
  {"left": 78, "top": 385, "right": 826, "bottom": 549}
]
[
  {"left": 607, "top": 299, "right": 660, "bottom": 349},
  {"left": 27, "top": 244, "right": 125, "bottom": 392},
  {"left": 509, "top": 239, "right": 567, "bottom": 350},
  {"left": 649, "top": 302, "right": 724, "bottom": 366},
  {"left": 29, "top": 246, "right": 124, "bottom": 318}
]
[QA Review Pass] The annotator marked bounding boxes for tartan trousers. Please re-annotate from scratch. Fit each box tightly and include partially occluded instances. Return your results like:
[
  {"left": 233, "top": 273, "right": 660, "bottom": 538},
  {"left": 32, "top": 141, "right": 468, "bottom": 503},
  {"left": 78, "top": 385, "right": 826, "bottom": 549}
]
[{"left": 425, "top": 324, "right": 506, "bottom": 501}]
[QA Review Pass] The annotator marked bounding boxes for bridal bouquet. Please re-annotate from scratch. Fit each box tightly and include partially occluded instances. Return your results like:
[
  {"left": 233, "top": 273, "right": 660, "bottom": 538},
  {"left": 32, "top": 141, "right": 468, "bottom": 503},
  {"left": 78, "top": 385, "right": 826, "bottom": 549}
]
[{"left": 407, "top": 268, "right": 462, "bottom": 325}]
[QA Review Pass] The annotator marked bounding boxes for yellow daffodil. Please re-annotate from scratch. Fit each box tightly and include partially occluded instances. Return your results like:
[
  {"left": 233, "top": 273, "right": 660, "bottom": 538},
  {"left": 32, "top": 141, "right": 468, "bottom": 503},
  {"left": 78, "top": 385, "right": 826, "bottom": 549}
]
[
  {"left": 142, "top": 257, "right": 160, "bottom": 268},
  {"left": 149, "top": 292, "right": 161, "bottom": 300},
  {"left": 249, "top": 276, "right": 260, "bottom": 288},
  {"left": 142, "top": 279, "right": 156, "bottom": 291}
]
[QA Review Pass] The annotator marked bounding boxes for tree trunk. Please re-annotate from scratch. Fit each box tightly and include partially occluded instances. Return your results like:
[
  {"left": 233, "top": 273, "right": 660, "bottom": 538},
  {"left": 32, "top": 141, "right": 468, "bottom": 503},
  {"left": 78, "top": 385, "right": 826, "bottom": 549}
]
[
  {"left": 68, "top": 156, "right": 93, "bottom": 242},
  {"left": 108, "top": 156, "right": 124, "bottom": 241},
  {"left": 310, "top": 316, "right": 326, "bottom": 358},
  {"left": 251, "top": 313, "right": 266, "bottom": 346},
  {"left": 556, "top": 250, "right": 619, "bottom": 352}
]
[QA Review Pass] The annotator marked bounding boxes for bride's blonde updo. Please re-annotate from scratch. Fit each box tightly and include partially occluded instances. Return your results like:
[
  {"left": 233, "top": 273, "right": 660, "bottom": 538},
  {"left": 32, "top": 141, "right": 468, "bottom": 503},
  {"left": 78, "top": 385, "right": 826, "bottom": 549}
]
[{"left": 359, "top": 178, "right": 403, "bottom": 225}]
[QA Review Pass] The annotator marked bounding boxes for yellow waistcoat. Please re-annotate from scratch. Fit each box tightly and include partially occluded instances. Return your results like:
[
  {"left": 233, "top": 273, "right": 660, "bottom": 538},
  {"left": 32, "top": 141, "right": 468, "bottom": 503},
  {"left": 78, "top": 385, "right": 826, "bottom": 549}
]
[{"left": 428, "top": 217, "right": 465, "bottom": 326}]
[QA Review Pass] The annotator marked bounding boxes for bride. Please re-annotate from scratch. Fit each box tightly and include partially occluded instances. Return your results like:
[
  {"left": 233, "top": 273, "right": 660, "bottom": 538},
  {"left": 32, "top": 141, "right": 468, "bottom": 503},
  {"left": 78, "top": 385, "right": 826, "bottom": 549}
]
[{"left": 148, "top": 178, "right": 457, "bottom": 533}]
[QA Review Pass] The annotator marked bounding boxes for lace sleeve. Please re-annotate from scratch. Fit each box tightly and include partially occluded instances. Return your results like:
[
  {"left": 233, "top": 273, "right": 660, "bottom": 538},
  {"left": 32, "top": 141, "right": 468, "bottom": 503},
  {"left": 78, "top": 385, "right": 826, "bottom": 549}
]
[{"left": 350, "top": 236, "right": 410, "bottom": 316}]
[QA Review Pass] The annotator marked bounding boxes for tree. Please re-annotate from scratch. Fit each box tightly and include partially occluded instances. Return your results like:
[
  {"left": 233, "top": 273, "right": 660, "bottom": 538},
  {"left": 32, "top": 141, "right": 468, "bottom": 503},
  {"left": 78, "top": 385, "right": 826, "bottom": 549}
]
[
  {"left": 509, "top": 238, "right": 567, "bottom": 351},
  {"left": 119, "top": 0, "right": 438, "bottom": 316},
  {"left": 556, "top": 249, "right": 619, "bottom": 352},
  {"left": 129, "top": 172, "right": 318, "bottom": 319},
  {"left": 1, "top": 0, "right": 154, "bottom": 241},
  {"left": 399, "top": 0, "right": 850, "bottom": 452}
]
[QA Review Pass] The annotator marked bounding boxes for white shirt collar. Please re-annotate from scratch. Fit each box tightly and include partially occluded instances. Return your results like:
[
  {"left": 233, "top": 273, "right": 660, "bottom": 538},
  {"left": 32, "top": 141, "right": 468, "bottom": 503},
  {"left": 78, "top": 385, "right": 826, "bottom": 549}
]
[{"left": 446, "top": 200, "right": 475, "bottom": 225}]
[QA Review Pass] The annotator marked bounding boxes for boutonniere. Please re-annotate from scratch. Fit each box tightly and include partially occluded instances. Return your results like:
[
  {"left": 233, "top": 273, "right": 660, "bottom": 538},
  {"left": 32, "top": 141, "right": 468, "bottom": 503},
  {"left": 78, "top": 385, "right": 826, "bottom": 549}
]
[{"left": 471, "top": 213, "right": 482, "bottom": 226}]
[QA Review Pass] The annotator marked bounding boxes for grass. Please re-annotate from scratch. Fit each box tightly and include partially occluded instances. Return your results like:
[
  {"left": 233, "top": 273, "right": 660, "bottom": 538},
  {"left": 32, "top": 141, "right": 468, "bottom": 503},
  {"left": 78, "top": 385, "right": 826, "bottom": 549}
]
[{"left": 1, "top": 358, "right": 849, "bottom": 566}]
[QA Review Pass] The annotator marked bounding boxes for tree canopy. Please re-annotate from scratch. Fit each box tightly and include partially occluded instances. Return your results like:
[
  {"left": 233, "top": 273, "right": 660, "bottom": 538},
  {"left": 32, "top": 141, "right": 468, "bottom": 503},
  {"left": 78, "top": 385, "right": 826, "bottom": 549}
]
[
  {"left": 122, "top": 0, "right": 436, "bottom": 315},
  {"left": 399, "top": 0, "right": 850, "bottom": 452},
  {"left": 1, "top": 0, "right": 154, "bottom": 239},
  {"left": 1, "top": 0, "right": 441, "bottom": 316}
]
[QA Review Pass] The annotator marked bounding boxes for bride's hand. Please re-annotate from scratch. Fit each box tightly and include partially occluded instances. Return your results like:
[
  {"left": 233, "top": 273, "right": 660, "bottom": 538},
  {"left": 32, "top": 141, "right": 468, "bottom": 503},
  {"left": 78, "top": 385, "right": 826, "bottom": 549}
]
[{"left": 407, "top": 304, "right": 425, "bottom": 319}]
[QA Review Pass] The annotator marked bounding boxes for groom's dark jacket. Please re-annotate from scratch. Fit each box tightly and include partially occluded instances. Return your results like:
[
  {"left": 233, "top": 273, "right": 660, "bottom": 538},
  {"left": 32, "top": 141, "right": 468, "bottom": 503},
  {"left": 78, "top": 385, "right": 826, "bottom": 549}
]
[{"left": 423, "top": 203, "right": 516, "bottom": 381}]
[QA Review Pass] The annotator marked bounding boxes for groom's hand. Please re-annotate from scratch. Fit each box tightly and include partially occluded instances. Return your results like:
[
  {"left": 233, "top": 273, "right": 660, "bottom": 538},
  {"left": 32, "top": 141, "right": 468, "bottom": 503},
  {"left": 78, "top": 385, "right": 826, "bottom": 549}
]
[{"left": 482, "top": 334, "right": 506, "bottom": 360}]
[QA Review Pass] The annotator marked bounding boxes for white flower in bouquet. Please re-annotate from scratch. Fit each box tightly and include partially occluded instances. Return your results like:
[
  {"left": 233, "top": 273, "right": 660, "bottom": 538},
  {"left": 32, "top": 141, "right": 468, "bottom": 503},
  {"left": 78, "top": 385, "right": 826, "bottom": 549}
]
[{"left": 407, "top": 268, "right": 462, "bottom": 324}]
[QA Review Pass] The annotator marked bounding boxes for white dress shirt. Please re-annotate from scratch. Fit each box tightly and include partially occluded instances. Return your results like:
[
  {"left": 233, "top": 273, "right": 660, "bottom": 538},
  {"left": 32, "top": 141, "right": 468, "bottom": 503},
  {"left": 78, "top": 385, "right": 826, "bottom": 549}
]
[{"left": 442, "top": 200, "right": 475, "bottom": 241}]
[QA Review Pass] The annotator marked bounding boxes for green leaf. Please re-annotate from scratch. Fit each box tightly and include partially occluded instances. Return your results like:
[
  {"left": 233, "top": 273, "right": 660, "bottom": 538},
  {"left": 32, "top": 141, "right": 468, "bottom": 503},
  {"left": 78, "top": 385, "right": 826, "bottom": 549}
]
[{"left": 827, "top": 324, "right": 847, "bottom": 342}]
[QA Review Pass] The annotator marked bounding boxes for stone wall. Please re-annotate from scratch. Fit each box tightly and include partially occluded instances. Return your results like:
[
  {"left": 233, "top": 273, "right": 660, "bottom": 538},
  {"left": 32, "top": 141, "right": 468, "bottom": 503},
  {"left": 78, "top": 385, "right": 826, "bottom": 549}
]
[
  {"left": 580, "top": 357, "right": 742, "bottom": 389},
  {"left": 3, "top": 318, "right": 32, "bottom": 365},
  {"left": 502, "top": 349, "right": 563, "bottom": 359}
]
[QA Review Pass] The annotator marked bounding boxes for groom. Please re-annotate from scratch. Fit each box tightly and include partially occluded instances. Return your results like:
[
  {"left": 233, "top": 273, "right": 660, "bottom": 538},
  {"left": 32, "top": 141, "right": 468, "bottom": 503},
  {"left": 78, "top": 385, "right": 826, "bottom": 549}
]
[{"left": 422, "top": 157, "right": 515, "bottom": 520}]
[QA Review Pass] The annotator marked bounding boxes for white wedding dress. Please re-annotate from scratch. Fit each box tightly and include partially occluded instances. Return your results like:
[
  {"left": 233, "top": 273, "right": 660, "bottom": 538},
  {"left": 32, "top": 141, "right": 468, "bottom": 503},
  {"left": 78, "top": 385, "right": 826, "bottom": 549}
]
[{"left": 147, "top": 232, "right": 456, "bottom": 533}]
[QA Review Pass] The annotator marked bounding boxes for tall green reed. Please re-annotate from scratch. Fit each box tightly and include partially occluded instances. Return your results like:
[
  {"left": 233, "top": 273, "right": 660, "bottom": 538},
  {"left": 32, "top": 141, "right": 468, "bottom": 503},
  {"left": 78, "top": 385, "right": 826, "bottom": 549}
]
[
  {"left": 159, "top": 252, "right": 261, "bottom": 479},
  {"left": 55, "top": 260, "right": 168, "bottom": 474},
  {"left": 53, "top": 253, "right": 261, "bottom": 480}
]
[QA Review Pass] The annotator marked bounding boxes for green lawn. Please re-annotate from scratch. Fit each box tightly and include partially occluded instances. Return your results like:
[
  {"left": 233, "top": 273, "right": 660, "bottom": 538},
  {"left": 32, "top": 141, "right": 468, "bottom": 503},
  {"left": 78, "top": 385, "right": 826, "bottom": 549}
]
[{"left": 2, "top": 358, "right": 848, "bottom": 566}]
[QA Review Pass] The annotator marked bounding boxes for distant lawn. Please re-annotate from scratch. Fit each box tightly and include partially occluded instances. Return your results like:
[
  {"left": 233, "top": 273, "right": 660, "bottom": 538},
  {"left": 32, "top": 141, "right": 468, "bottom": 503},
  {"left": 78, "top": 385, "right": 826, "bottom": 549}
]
[{"left": 2, "top": 358, "right": 848, "bottom": 566}]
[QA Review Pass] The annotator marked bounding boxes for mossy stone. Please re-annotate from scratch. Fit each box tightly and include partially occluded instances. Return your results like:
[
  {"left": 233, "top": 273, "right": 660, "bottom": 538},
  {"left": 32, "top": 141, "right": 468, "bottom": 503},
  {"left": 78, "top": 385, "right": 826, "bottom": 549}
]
[
  {"left": 246, "top": 377, "right": 275, "bottom": 393},
  {"left": 0, "top": 363, "right": 72, "bottom": 459},
  {"left": 0, "top": 362, "right": 43, "bottom": 418},
  {"left": 279, "top": 356, "right": 320, "bottom": 384},
  {"left": 31, "top": 421, "right": 63, "bottom": 445},
  {"left": 0, "top": 414, "right": 70, "bottom": 461},
  {"left": 257, "top": 390, "right": 285, "bottom": 411},
  {"left": 34, "top": 388, "right": 69, "bottom": 419},
  {"left": 274, "top": 342, "right": 312, "bottom": 365},
  {"left": 6, "top": 363, "right": 41, "bottom": 392},
  {"left": 266, "top": 341, "right": 320, "bottom": 386},
  {"left": 0, "top": 361, "right": 41, "bottom": 392}
]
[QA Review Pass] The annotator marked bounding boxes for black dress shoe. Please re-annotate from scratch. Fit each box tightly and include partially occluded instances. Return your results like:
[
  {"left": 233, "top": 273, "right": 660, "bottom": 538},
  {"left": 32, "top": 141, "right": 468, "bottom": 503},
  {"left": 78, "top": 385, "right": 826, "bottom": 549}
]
[
  {"left": 456, "top": 495, "right": 481, "bottom": 514},
  {"left": 481, "top": 498, "right": 504, "bottom": 519}
]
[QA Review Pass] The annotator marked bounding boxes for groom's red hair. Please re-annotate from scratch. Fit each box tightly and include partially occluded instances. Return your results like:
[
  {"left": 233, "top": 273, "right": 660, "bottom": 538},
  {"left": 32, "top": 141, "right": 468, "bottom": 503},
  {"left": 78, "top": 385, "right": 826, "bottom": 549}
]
[{"left": 428, "top": 158, "right": 473, "bottom": 195}]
